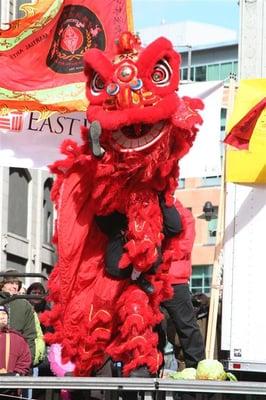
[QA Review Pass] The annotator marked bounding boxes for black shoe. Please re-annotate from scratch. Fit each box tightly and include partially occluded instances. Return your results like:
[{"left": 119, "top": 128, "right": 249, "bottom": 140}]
[
  {"left": 136, "top": 275, "right": 154, "bottom": 295},
  {"left": 89, "top": 120, "right": 105, "bottom": 158}
]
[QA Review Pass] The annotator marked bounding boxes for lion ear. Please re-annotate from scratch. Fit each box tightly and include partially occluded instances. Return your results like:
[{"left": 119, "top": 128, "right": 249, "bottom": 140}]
[
  {"left": 84, "top": 48, "right": 113, "bottom": 82},
  {"left": 137, "top": 37, "right": 181, "bottom": 95},
  {"left": 84, "top": 49, "right": 114, "bottom": 105}
]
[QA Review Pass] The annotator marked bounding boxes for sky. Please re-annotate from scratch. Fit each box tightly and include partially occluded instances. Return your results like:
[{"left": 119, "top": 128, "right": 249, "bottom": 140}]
[{"left": 132, "top": 0, "right": 239, "bottom": 32}]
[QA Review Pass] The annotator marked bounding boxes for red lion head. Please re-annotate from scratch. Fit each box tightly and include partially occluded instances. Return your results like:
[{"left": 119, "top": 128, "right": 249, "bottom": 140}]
[{"left": 84, "top": 32, "right": 202, "bottom": 154}]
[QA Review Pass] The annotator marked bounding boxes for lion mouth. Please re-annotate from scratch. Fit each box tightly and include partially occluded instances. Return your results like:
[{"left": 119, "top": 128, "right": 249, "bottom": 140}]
[{"left": 111, "top": 120, "right": 167, "bottom": 152}]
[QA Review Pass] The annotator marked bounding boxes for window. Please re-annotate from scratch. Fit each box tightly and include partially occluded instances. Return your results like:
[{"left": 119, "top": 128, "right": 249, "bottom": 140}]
[
  {"left": 220, "top": 62, "right": 234, "bottom": 80},
  {"left": 220, "top": 108, "right": 227, "bottom": 132},
  {"left": 207, "top": 64, "right": 220, "bottom": 81},
  {"left": 8, "top": 168, "right": 31, "bottom": 237},
  {"left": 220, "top": 108, "right": 227, "bottom": 144},
  {"left": 181, "top": 67, "right": 195, "bottom": 81},
  {"left": 201, "top": 176, "right": 221, "bottom": 187},
  {"left": 180, "top": 68, "right": 187, "bottom": 81},
  {"left": 6, "top": 253, "right": 26, "bottom": 272},
  {"left": 177, "top": 178, "right": 185, "bottom": 189},
  {"left": 190, "top": 265, "right": 212, "bottom": 294},
  {"left": 43, "top": 178, "right": 54, "bottom": 244},
  {"left": 195, "top": 65, "right": 207, "bottom": 81},
  {"left": 189, "top": 67, "right": 195, "bottom": 81},
  {"left": 207, "top": 206, "right": 218, "bottom": 245},
  {"left": 233, "top": 61, "right": 238, "bottom": 75},
  {"left": 42, "top": 263, "right": 53, "bottom": 278},
  {"left": 206, "top": 61, "right": 238, "bottom": 81}
]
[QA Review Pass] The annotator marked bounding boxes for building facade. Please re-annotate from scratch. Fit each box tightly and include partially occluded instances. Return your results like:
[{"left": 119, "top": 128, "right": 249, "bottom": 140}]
[
  {"left": 0, "top": 167, "right": 55, "bottom": 287},
  {"left": 139, "top": 20, "right": 239, "bottom": 294},
  {"left": 176, "top": 177, "right": 221, "bottom": 294}
]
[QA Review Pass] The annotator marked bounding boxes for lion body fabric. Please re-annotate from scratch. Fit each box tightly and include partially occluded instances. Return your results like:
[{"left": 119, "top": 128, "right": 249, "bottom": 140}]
[{"left": 42, "top": 32, "right": 203, "bottom": 377}]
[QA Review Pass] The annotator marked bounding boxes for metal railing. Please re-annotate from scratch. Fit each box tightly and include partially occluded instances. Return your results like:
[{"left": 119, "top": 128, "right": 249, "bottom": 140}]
[
  {"left": 0, "top": 377, "right": 266, "bottom": 399},
  {"left": 0, "top": 272, "right": 48, "bottom": 280}
]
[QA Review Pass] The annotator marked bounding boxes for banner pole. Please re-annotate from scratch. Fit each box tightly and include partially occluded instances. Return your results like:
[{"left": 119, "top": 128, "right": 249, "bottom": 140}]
[
  {"left": 205, "top": 74, "right": 237, "bottom": 359},
  {"left": 126, "top": 0, "right": 134, "bottom": 32}
]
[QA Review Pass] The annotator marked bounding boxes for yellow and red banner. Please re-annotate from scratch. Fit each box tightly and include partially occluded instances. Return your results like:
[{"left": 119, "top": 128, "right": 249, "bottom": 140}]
[
  {"left": 0, "top": 0, "right": 133, "bottom": 115},
  {"left": 225, "top": 79, "right": 266, "bottom": 184}
]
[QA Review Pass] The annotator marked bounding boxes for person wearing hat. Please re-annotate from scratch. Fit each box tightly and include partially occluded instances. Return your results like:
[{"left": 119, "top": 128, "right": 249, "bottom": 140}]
[
  {"left": 0, "top": 304, "right": 31, "bottom": 375},
  {"left": 0, "top": 270, "right": 38, "bottom": 364},
  {"left": 0, "top": 269, "right": 22, "bottom": 295}
]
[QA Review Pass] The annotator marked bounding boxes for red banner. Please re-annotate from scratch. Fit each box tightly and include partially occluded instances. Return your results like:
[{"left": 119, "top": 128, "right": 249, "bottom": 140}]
[
  {"left": 0, "top": 0, "right": 133, "bottom": 114},
  {"left": 224, "top": 98, "right": 266, "bottom": 149}
]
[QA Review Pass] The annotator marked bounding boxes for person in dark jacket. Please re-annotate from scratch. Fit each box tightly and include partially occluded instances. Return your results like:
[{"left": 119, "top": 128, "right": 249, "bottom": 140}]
[
  {"left": 26, "top": 282, "right": 50, "bottom": 333},
  {"left": 161, "top": 199, "right": 205, "bottom": 369},
  {"left": 0, "top": 304, "right": 31, "bottom": 375},
  {"left": 0, "top": 270, "right": 38, "bottom": 363},
  {"left": 27, "top": 281, "right": 53, "bottom": 379}
]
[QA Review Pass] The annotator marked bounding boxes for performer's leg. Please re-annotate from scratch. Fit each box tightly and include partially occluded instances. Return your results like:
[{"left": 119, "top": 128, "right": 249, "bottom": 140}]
[
  {"left": 106, "top": 233, "right": 156, "bottom": 294},
  {"left": 96, "top": 212, "right": 132, "bottom": 279},
  {"left": 159, "top": 196, "right": 183, "bottom": 238},
  {"left": 97, "top": 212, "right": 159, "bottom": 293},
  {"left": 162, "top": 284, "right": 205, "bottom": 368},
  {"left": 105, "top": 232, "right": 132, "bottom": 279},
  {"left": 95, "top": 212, "right": 127, "bottom": 237}
]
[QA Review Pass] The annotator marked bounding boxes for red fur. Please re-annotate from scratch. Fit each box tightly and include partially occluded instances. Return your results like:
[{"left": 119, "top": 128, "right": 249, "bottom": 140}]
[{"left": 43, "top": 33, "right": 204, "bottom": 377}]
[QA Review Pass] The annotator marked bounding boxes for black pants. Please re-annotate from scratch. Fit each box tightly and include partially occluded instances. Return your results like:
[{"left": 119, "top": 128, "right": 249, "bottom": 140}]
[
  {"left": 99, "top": 201, "right": 182, "bottom": 280},
  {"left": 162, "top": 284, "right": 205, "bottom": 368},
  {"left": 105, "top": 232, "right": 133, "bottom": 279},
  {"left": 105, "top": 232, "right": 163, "bottom": 279}
]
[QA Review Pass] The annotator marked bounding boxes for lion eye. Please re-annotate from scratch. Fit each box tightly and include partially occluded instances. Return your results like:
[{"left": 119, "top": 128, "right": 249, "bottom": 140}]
[
  {"left": 91, "top": 73, "right": 105, "bottom": 95},
  {"left": 151, "top": 58, "right": 172, "bottom": 86}
]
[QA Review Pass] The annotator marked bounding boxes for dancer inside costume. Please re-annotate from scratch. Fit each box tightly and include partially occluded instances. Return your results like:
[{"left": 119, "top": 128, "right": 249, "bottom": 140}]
[
  {"left": 41, "top": 31, "right": 204, "bottom": 378},
  {"left": 95, "top": 195, "right": 182, "bottom": 294}
]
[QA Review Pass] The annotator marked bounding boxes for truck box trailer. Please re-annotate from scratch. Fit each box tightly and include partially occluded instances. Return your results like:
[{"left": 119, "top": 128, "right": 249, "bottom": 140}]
[{"left": 221, "top": 182, "right": 266, "bottom": 373}]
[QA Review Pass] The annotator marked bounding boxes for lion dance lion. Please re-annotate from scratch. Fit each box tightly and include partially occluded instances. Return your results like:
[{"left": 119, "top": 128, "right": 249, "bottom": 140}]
[{"left": 42, "top": 32, "right": 203, "bottom": 377}]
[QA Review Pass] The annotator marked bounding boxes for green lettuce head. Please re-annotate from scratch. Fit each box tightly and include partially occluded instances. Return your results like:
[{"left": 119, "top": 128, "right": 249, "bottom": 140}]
[{"left": 196, "top": 359, "right": 237, "bottom": 381}]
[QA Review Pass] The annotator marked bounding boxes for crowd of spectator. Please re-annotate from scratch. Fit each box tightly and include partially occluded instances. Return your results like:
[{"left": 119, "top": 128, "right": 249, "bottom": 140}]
[{"left": 0, "top": 270, "right": 51, "bottom": 399}]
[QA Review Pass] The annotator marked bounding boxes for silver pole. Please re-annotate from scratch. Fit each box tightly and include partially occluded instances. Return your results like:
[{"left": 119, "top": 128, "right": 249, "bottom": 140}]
[
  {"left": 187, "top": 45, "right": 192, "bottom": 81},
  {"left": 0, "top": 0, "right": 10, "bottom": 29}
]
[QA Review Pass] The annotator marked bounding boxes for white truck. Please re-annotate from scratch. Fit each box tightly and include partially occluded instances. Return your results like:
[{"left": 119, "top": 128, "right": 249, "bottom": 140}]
[{"left": 221, "top": 182, "right": 266, "bottom": 373}]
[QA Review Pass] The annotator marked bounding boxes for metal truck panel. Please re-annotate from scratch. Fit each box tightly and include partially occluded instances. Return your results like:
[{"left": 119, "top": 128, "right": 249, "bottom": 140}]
[{"left": 221, "top": 183, "right": 266, "bottom": 371}]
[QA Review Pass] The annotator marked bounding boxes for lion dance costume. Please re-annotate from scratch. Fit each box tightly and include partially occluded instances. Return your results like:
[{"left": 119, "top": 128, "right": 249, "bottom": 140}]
[{"left": 42, "top": 32, "right": 203, "bottom": 377}]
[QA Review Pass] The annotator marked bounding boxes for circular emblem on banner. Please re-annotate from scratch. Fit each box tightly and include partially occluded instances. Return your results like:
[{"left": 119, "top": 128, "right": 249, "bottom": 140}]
[{"left": 47, "top": 5, "right": 106, "bottom": 74}]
